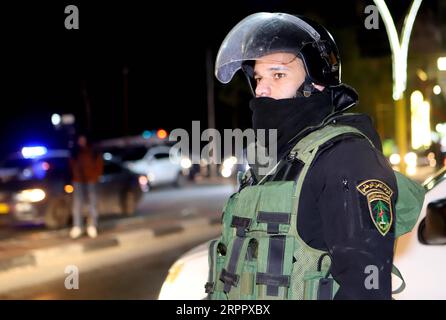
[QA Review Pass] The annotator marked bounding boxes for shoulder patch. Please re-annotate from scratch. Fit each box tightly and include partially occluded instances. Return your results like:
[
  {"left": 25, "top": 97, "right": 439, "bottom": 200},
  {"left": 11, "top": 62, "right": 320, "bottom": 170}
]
[{"left": 356, "top": 180, "right": 393, "bottom": 236}]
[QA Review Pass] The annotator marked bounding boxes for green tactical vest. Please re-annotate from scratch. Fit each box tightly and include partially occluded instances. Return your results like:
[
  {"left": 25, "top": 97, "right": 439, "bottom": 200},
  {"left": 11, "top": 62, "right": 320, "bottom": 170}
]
[{"left": 206, "top": 124, "right": 425, "bottom": 300}]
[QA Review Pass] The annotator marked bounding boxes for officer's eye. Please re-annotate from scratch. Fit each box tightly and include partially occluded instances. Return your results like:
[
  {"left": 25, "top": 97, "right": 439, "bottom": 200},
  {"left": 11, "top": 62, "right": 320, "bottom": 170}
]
[
  {"left": 274, "top": 73, "right": 286, "bottom": 79},
  {"left": 254, "top": 76, "right": 262, "bottom": 84}
]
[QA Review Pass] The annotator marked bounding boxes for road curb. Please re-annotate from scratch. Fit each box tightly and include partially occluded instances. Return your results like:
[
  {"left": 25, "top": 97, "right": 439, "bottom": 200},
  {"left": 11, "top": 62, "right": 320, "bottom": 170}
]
[
  {"left": 0, "top": 253, "right": 36, "bottom": 272},
  {"left": 0, "top": 216, "right": 220, "bottom": 275}
]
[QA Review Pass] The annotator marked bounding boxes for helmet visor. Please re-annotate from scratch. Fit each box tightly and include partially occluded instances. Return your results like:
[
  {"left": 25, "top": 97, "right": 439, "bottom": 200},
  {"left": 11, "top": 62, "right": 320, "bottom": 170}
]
[{"left": 215, "top": 12, "right": 320, "bottom": 84}]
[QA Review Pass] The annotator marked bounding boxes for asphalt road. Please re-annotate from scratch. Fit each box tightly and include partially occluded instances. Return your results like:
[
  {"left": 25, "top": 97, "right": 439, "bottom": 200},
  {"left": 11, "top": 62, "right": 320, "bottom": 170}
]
[
  {"left": 0, "top": 239, "right": 207, "bottom": 299},
  {"left": 0, "top": 181, "right": 235, "bottom": 239},
  {"left": 0, "top": 182, "right": 235, "bottom": 299}
]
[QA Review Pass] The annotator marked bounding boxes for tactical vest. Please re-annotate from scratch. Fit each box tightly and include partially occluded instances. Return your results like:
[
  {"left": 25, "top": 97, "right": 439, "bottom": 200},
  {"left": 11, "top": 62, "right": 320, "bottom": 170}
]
[{"left": 206, "top": 124, "right": 425, "bottom": 300}]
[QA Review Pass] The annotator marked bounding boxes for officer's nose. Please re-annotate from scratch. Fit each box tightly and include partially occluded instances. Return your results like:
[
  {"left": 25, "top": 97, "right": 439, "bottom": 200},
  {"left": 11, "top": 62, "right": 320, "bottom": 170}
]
[{"left": 255, "top": 80, "right": 271, "bottom": 98}]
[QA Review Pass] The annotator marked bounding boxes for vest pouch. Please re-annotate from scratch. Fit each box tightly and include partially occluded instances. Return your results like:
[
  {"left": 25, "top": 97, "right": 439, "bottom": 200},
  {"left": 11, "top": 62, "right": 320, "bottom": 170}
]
[
  {"left": 221, "top": 192, "right": 240, "bottom": 244},
  {"left": 303, "top": 271, "right": 336, "bottom": 300},
  {"left": 256, "top": 235, "right": 294, "bottom": 300},
  {"left": 303, "top": 253, "right": 339, "bottom": 300},
  {"left": 208, "top": 241, "right": 228, "bottom": 300},
  {"left": 239, "top": 238, "right": 259, "bottom": 300},
  {"left": 254, "top": 182, "right": 295, "bottom": 234},
  {"left": 224, "top": 185, "right": 261, "bottom": 242},
  {"left": 218, "top": 237, "right": 256, "bottom": 300}
]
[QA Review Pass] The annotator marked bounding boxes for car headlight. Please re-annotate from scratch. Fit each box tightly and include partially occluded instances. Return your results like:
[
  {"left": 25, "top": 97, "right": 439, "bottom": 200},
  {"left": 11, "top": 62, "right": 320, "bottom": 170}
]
[
  {"left": 223, "top": 156, "right": 237, "bottom": 169},
  {"left": 221, "top": 167, "right": 232, "bottom": 178},
  {"left": 180, "top": 158, "right": 192, "bottom": 169},
  {"left": 147, "top": 172, "right": 155, "bottom": 182},
  {"left": 15, "top": 188, "right": 46, "bottom": 202}
]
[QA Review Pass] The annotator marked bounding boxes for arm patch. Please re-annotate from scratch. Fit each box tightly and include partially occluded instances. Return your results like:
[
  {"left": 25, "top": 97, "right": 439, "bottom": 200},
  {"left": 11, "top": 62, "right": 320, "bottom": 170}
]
[{"left": 356, "top": 179, "right": 394, "bottom": 236}]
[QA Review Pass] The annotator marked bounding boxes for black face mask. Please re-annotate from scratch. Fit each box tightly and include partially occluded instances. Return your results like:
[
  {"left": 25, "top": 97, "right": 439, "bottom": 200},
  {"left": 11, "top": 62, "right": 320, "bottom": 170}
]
[{"left": 249, "top": 90, "right": 333, "bottom": 159}]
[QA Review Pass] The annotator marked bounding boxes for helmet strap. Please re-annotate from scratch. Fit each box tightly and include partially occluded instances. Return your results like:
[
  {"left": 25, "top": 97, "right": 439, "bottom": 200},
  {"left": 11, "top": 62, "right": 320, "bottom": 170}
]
[{"left": 295, "top": 76, "right": 317, "bottom": 98}]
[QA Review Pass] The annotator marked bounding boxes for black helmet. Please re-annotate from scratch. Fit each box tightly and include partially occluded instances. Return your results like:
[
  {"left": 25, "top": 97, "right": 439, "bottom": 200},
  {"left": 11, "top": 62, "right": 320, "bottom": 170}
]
[{"left": 215, "top": 13, "right": 341, "bottom": 93}]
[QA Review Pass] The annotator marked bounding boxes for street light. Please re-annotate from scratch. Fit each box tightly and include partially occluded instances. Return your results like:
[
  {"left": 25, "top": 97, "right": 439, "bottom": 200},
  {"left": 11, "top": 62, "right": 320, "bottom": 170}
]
[
  {"left": 51, "top": 113, "right": 61, "bottom": 126},
  {"left": 433, "top": 85, "right": 442, "bottom": 95},
  {"left": 438, "top": 57, "right": 446, "bottom": 71},
  {"left": 373, "top": 0, "right": 423, "bottom": 174},
  {"left": 416, "top": 69, "right": 428, "bottom": 81},
  {"left": 410, "top": 90, "right": 431, "bottom": 150}
]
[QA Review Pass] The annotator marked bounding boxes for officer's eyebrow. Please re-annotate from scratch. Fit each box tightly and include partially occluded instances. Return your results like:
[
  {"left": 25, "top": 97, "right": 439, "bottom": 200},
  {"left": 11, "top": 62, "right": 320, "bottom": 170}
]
[
  {"left": 268, "top": 66, "right": 289, "bottom": 71},
  {"left": 253, "top": 66, "right": 289, "bottom": 77}
]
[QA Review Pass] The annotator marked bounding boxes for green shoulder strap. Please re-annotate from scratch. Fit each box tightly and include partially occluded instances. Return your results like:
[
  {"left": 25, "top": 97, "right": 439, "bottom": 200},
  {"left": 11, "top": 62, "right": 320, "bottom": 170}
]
[
  {"left": 290, "top": 124, "right": 373, "bottom": 179},
  {"left": 391, "top": 265, "right": 406, "bottom": 295},
  {"left": 288, "top": 124, "right": 371, "bottom": 236}
]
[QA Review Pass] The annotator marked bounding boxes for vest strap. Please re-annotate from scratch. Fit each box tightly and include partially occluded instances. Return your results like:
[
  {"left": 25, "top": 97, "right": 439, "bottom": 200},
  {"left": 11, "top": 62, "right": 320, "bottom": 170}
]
[
  {"left": 220, "top": 268, "right": 240, "bottom": 293},
  {"left": 318, "top": 278, "right": 334, "bottom": 300},
  {"left": 220, "top": 237, "right": 251, "bottom": 293},
  {"left": 257, "top": 211, "right": 291, "bottom": 234},
  {"left": 205, "top": 239, "right": 219, "bottom": 296},
  {"left": 260, "top": 235, "right": 290, "bottom": 296},
  {"left": 231, "top": 216, "right": 252, "bottom": 237},
  {"left": 256, "top": 272, "right": 290, "bottom": 287},
  {"left": 316, "top": 253, "right": 335, "bottom": 300}
]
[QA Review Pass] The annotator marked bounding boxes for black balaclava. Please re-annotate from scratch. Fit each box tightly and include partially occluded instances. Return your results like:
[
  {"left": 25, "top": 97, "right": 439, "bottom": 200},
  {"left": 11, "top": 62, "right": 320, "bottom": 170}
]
[{"left": 249, "top": 87, "right": 333, "bottom": 160}]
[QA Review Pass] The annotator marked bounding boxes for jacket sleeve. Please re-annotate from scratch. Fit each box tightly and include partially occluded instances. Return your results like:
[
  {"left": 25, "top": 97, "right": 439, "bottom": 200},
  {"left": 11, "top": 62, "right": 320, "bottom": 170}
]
[{"left": 315, "top": 137, "right": 398, "bottom": 300}]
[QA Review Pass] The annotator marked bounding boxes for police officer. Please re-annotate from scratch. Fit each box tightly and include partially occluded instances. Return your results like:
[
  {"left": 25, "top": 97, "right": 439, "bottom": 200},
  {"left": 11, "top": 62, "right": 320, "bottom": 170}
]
[{"left": 207, "top": 12, "right": 398, "bottom": 300}]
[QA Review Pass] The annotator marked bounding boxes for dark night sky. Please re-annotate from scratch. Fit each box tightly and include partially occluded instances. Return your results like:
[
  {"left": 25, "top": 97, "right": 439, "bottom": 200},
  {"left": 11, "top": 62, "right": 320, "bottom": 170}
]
[{"left": 0, "top": 0, "right": 441, "bottom": 156}]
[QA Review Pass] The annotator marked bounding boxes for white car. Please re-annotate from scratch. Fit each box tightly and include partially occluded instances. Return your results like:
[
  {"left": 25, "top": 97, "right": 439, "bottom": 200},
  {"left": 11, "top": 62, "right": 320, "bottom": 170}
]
[
  {"left": 392, "top": 167, "right": 446, "bottom": 299},
  {"left": 158, "top": 168, "right": 446, "bottom": 300},
  {"left": 124, "top": 146, "right": 184, "bottom": 188}
]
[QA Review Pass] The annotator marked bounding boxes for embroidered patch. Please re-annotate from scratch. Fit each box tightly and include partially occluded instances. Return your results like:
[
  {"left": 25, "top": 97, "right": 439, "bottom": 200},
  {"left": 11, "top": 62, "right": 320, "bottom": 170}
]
[{"left": 356, "top": 180, "right": 393, "bottom": 236}]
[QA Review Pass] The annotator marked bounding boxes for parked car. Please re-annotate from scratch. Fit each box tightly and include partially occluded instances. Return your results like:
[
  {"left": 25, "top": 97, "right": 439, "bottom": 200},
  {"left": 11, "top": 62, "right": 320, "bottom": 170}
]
[
  {"left": 0, "top": 148, "right": 147, "bottom": 229},
  {"left": 392, "top": 166, "right": 446, "bottom": 299},
  {"left": 158, "top": 167, "right": 446, "bottom": 300},
  {"left": 122, "top": 145, "right": 186, "bottom": 188}
]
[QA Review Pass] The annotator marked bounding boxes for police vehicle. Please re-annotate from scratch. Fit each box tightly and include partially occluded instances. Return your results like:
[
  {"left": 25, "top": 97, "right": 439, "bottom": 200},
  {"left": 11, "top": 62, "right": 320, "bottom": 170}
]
[{"left": 0, "top": 146, "right": 147, "bottom": 229}]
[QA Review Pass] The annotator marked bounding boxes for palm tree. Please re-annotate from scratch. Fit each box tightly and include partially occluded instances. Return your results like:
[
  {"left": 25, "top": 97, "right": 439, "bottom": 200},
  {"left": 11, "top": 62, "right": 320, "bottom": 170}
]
[{"left": 373, "top": 200, "right": 390, "bottom": 227}]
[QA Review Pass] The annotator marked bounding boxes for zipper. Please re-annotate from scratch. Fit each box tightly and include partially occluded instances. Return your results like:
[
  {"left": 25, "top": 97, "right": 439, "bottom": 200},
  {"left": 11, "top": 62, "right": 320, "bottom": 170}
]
[{"left": 342, "top": 177, "right": 355, "bottom": 238}]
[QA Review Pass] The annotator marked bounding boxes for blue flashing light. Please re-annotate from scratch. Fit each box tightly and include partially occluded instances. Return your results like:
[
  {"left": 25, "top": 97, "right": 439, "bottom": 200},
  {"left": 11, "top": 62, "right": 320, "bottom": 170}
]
[{"left": 21, "top": 146, "right": 48, "bottom": 159}]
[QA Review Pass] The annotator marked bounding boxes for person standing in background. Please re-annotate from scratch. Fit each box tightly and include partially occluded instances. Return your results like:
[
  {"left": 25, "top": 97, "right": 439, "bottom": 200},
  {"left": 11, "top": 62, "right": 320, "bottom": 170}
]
[{"left": 69, "top": 135, "right": 104, "bottom": 239}]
